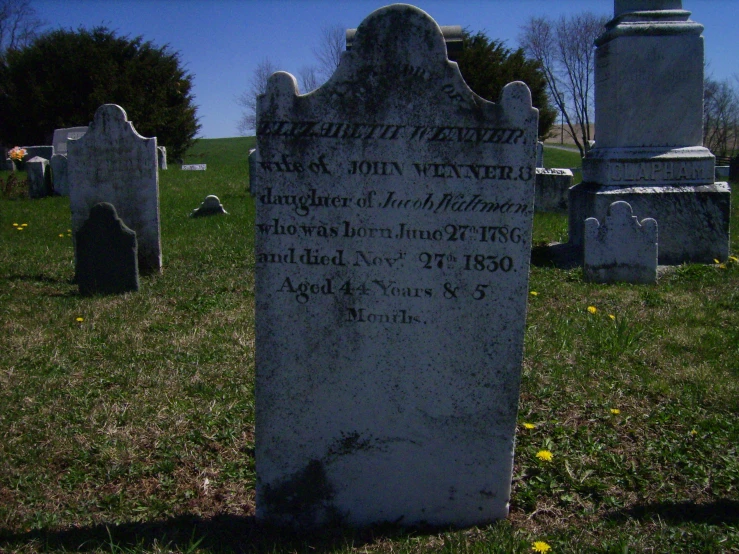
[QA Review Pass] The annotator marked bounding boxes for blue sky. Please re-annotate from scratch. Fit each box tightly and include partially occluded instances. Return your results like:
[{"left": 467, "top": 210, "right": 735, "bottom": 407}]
[{"left": 33, "top": 0, "right": 739, "bottom": 139}]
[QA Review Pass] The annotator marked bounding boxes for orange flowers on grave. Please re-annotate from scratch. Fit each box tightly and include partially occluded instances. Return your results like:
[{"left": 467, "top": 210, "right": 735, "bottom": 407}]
[{"left": 8, "top": 147, "right": 26, "bottom": 161}]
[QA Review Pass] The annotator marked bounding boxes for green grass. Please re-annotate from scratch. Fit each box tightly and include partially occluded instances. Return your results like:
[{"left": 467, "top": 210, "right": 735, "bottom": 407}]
[{"left": 1, "top": 138, "right": 739, "bottom": 553}]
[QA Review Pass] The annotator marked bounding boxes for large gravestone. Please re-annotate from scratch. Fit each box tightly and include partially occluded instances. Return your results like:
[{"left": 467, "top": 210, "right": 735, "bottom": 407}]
[
  {"left": 252, "top": 4, "right": 538, "bottom": 528},
  {"left": 52, "top": 126, "right": 88, "bottom": 156},
  {"left": 569, "top": 0, "right": 730, "bottom": 264},
  {"left": 75, "top": 202, "right": 139, "bottom": 295},
  {"left": 68, "top": 104, "right": 161, "bottom": 274}
]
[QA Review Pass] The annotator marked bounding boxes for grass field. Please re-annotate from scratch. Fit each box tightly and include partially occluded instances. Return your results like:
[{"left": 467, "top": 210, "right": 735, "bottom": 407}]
[{"left": 1, "top": 140, "right": 738, "bottom": 553}]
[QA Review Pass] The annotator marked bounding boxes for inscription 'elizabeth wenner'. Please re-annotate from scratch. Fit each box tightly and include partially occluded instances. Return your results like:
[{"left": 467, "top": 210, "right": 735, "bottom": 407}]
[{"left": 252, "top": 4, "right": 538, "bottom": 529}]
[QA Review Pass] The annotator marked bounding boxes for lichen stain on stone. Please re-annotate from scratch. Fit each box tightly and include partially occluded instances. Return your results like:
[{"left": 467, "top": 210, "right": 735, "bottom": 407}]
[{"left": 261, "top": 459, "right": 344, "bottom": 527}]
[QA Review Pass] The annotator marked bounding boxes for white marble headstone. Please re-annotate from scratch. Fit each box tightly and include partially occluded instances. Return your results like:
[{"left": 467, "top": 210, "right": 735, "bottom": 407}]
[
  {"left": 252, "top": 4, "right": 538, "bottom": 528},
  {"left": 584, "top": 201, "right": 658, "bottom": 283},
  {"left": 52, "top": 126, "right": 88, "bottom": 156},
  {"left": 68, "top": 104, "right": 161, "bottom": 274}
]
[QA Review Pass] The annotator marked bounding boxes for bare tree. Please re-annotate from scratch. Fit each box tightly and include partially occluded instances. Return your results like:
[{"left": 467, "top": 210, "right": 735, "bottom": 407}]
[
  {"left": 236, "top": 58, "right": 278, "bottom": 135},
  {"left": 704, "top": 76, "right": 739, "bottom": 158},
  {"left": 0, "top": 0, "right": 44, "bottom": 55},
  {"left": 520, "top": 12, "right": 608, "bottom": 157},
  {"left": 313, "top": 24, "right": 344, "bottom": 81},
  {"left": 298, "top": 65, "right": 320, "bottom": 94}
]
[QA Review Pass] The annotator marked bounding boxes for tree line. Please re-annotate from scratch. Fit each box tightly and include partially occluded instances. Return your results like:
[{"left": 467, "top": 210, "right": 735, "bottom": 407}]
[{"left": 0, "top": 0, "right": 199, "bottom": 159}]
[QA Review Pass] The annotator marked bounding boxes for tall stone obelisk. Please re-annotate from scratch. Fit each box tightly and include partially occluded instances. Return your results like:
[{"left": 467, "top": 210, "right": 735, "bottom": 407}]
[{"left": 569, "top": 0, "right": 730, "bottom": 265}]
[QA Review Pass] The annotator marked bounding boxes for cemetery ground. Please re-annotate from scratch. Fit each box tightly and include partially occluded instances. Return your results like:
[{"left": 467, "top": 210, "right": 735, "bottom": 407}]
[{"left": 1, "top": 140, "right": 738, "bottom": 553}]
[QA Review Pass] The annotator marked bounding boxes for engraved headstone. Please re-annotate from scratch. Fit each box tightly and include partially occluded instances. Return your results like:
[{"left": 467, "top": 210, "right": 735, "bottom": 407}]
[
  {"left": 535, "top": 168, "right": 573, "bottom": 213},
  {"left": 26, "top": 156, "right": 51, "bottom": 198},
  {"left": 584, "top": 201, "right": 657, "bottom": 283},
  {"left": 68, "top": 104, "right": 161, "bottom": 274},
  {"left": 569, "top": 0, "right": 730, "bottom": 264},
  {"left": 190, "top": 194, "right": 227, "bottom": 217},
  {"left": 50, "top": 154, "right": 69, "bottom": 196},
  {"left": 252, "top": 4, "right": 538, "bottom": 528},
  {"left": 157, "top": 146, "right": 167, "bottom": 170},
  {"left": 52, "top": 126, "right": 88, "bottom": 155},
  {"left": 75, "top": 202, "right": 139, "bottom": 295}
]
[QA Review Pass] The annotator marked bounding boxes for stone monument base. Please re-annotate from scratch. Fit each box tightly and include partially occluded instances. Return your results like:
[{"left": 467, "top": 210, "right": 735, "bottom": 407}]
[{"left": 569, "top": 182, "right": 730, "bottom": 265}]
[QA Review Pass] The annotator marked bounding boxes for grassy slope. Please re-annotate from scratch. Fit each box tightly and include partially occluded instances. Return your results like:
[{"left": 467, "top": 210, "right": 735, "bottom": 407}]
[{"left": 0, "top": 140, "right": 737, "bottom": 553}]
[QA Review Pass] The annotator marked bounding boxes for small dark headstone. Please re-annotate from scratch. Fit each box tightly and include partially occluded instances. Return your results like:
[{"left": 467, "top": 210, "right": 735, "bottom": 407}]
[{"left": 75, "top": 202, "right": 139, "bottom": 295}]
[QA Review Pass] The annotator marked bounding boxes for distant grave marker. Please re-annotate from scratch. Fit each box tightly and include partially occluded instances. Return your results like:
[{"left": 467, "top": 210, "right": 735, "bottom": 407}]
[
  {"left": 52, "top": 126, "right": 88, "bottom": 156},
  {"left": 252, "top": 4, "right": 538, "bottom": 528},
  {"left": 181, "top": 164, "right": 206, "bottom": 170}
]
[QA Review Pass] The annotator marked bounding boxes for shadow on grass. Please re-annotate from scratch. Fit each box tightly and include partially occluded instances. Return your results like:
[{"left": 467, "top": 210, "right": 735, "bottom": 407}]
[
  {"left": 606, "top": 499, "right": 739, "bottom": 526},
  {"left": 0, "top": 514, "right": 440, "bottom": 553}
]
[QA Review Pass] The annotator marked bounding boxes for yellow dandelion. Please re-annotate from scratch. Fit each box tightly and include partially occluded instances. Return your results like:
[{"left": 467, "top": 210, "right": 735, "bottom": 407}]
[
  {"left": 21, "top": 223, "right": 27, "bottom": 227},
  {"left": 532, "top": 540, "right": 552, "bottom": 553},
  {"left": 690, "top": 429, "right": 698, "bottom": 436},
  {"left": 58, "top": 233, "right": 64, "bottom": 237},
  {"left": 530, "top": 291, "right": 538, "bottom": 296},
  {"left": 16, "top": 227, "right": 23, "bottom": 231},
  {"left": 610, "top": 408, "right": 621, "bottom": 415},
  {"left": 67, "top": 229, "right": 71, "bottom": 233},
  {"left": 587, "top": 306, "right": 597, "bottom": 314},
  {"left": 719, "top": 263, "right": 727, "bottom": 269},
  {"left": 523, "top": 422, "right": 536, "bottom": 429},
  {"left": 75, "top": 317, "right": 84, "bottom": 322},
  {"left": 536, "top": 450, "right": 553, "bottom": 462},
  {"left": 12, "top": 223, "right": 18, "bottom": 226},
  {"left": 608, "top": 314, "right": 615, "bottom": 320},
  {"left": 730, "top": 256, "right": 738, "bottom": 263},
  {"left": 714, "top": 259, "right": 720, "bottom": 264}
]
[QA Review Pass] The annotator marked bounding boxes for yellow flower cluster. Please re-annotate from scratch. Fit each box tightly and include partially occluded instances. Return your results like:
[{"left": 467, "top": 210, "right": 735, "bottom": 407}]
[
  {"left": 12, "top": 222, "right": 28, "bottom": 231},
  {"left": 8, "top": 146, "right": 26, "bottom": 161},
  {"left": 536, "top": 449, "right": 553, "bottom": 462}
]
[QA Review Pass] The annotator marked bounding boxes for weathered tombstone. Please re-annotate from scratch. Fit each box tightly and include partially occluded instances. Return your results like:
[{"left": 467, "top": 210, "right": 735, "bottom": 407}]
[
  {"left": 536, "top": 141, "right": 544, "bottom": 168},
  {"left": 190, "top": 194, "right": 227, "bottom": 217},
  {"left": 181, "top": 163, "right": 206, "bottom": 170},
  {"left": 252, "top": 4, "right": 538, "bottom": 528},
  {"left": 715, "top": 166, "right": 729, "bottom": 179},
  {"left": 730, "top": 156, "right": 739, "bottom": 182},
  {"left": 21, "top": 145, "right": 54, "bottom": 161},
  {"left": 584, "top": 201, "right": 658, "bottom": 283},
  {"left": 52, "top": 126, "right": 88, "bottom": 155},
  {"left": 68, "top": 104, "right": 161, "bottom": 274},
  {"left": 75, "top": 202, "right": 139, "bottom": 295},
  {"left": 569, "top": 0, "right": 730, "bottom": 264},
  {"left": 157, "top": 146, "right": 167, "bottom": 170},
  {"left": 26, "top": 156, "right": 51, "bottom": 198},
  {"left": 535, "top": 168, "right": 573, "bottom": 212},
  {"left": 50, "top": 154, "right": 69, "bottom": 196}
]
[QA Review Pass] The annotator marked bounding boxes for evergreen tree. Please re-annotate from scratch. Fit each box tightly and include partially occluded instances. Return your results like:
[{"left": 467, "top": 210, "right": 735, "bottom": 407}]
[
  {"left": 456, "top": 30, "right": 556, "bottom": 140},
  {"left": 0, "top": 26, "right": 199, "bottom": 158}
]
